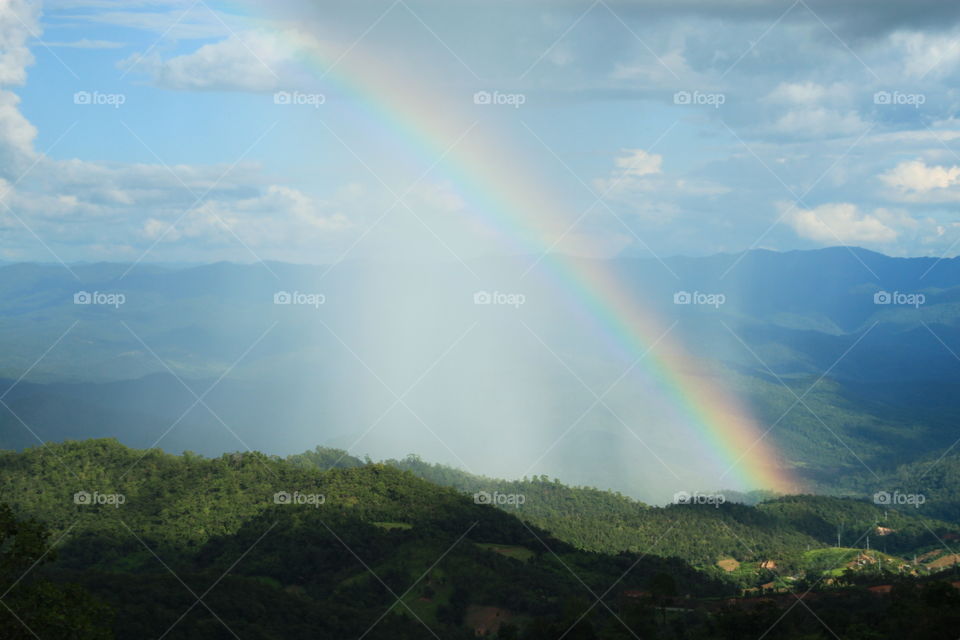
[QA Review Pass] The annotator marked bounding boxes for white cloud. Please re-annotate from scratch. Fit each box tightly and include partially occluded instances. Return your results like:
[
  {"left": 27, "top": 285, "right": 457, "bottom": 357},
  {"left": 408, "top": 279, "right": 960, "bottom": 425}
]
[
  {"left": 764, "top": 81, "right": 851, "bottom": 106},
  {"left": 0, "top": 2, "right": 360, "bottom": 263},
  {"left": 765, "top": 107, "right": 866, "bottom": 138},
  {"left": 143, "top": 184, "right": 352, "bottom": 245},
  {"left": 0, "top": 153, "right": 361, "bottom": 262},
  {"left": 595, "top": 149, "right": 729, "bottom": 226},
  {"left": 614, "top": 148, "right": 663, "bottom": 177},
  {"left": 0, "top": 0, "right": 37, "bottom": 86},
  {"left": 120, "top": 29, "right": 316, "bottom": 92},
  {"left": 787, "top": 202, "right": 900, "bottom": 244},
  {"left": 0, "top": 0, "right": 38, "bottom": 175},
  {"left": 0, "top": 90, "right": 37, "bottom": 172},
  {"left": 610, "top": 48, "right": 691, "bottom": 84},
  {"left": 880, "top": 159, "right": 960, "bottom": 193},
  {"left": 891, "top": 30, "right": 960, "bottom": 79},
  {"left": 17, "top": 0, "right": 960, "bottom": 261}
]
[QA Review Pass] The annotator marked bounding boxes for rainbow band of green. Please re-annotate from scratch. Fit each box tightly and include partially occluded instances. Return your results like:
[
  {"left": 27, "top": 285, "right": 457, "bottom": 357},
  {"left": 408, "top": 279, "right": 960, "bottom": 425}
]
[{"left": 253, "top": 20, "right": 796, "bottom": 493}]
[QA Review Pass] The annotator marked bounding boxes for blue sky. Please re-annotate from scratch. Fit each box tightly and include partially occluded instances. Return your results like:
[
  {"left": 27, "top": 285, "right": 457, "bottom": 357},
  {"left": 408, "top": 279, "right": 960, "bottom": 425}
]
[{"left": 4, "top": 0, "right": 960, "bottom": 265}]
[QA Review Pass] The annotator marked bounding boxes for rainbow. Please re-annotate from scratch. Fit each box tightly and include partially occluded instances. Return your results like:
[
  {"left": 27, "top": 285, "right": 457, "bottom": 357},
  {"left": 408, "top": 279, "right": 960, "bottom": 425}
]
[{"left": 249, "top": 15, "right": 797, "bottom": 493}]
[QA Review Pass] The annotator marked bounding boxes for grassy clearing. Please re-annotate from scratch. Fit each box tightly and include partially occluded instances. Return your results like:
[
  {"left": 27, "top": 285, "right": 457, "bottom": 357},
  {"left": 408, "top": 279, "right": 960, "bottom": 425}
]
[{"left": 476, "top": 542, "right": 535, "bottom": 561}]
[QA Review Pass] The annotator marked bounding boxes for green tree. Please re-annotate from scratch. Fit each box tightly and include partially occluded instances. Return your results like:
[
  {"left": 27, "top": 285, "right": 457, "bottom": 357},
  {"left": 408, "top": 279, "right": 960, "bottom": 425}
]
[{"left": 0, "top": 503, "right": 112, "bottom": 639}]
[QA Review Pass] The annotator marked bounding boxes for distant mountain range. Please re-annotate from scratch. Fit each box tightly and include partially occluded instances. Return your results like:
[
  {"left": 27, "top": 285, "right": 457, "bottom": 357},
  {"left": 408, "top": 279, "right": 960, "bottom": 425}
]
[{"left": 1, "top": 247, "right": 959, "bottom": 501}]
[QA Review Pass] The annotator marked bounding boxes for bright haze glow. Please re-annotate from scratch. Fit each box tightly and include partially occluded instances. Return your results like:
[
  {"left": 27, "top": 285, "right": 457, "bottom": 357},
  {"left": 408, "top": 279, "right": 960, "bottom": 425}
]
[{"left": 0, "top": 0, "right": 956, "bottom": 501}]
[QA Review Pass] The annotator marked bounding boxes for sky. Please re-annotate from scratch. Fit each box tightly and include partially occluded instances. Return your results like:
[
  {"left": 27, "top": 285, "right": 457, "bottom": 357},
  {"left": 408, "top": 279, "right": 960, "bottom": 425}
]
[{"left": 3, "top": 0, "right": 960, "bottom": 266}]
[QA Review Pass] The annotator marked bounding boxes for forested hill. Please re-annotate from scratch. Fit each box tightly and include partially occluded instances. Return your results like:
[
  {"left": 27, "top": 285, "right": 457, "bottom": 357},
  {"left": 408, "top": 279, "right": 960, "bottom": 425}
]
[
  {"left": 294, "top": 447, "right": 960, "bottom": 574},
  {"left": 0, "top": 439, "right": 722, "bottom": 639},
  {"left": 5, "top": 439, "right": 960, "bottom": 639},
  {"left": 5, "top": 440, "right": 954, "bottom": 575},
  {"left": 841, "top": 452, "right": 960, "bottom": 523}
]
